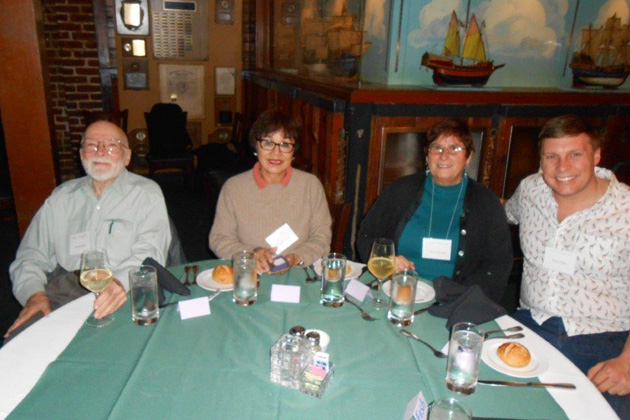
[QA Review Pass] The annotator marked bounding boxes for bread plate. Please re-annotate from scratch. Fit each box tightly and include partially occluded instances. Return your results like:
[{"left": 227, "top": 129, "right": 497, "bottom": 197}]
[
  {"left": 482, "top": 340, "right": 548, "bottom": 378},
  {"left": 196, "top": 268, "right": 234, "bottom": 292},
  {"left": 313, "top": 259, "right": 363, "bottom": 280},
  {"left": 382, "top": 280, "right": 435, "bottom": 304}
]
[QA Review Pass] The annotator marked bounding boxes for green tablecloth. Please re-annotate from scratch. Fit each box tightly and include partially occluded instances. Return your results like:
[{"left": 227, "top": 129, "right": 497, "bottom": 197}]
[{"left": 8, "top": 262, "right": 568, "bottom": 420}]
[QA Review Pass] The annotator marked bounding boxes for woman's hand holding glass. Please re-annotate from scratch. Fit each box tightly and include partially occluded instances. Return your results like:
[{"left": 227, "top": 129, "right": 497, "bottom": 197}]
[{"left": 394, "top": 255, "right": 415, "bottom": 272}]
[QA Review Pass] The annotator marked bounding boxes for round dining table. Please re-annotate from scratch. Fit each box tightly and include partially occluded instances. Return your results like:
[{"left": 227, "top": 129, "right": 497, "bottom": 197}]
[{"left": 0, "top": 261, "right": 619, "bottom": 420}]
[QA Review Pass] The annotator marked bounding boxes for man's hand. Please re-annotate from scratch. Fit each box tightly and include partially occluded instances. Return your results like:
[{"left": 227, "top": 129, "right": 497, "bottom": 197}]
[
  {"left": 3, "top": 292, "right": 51, "bottom": 338},
  {"left": 588, "top": 354, "right": 630, "bottom": 396},
  {"left": 93, "top": 278, "right": 127, "bottom": 319}
]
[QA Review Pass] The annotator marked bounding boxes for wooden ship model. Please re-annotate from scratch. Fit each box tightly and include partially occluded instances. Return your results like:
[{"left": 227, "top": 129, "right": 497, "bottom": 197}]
[
  {"left": 421, "top": 5, "right": 504, "bottom": 86},
  {"left": 570, "top": 14, "right": 630, "bottom": 89}
]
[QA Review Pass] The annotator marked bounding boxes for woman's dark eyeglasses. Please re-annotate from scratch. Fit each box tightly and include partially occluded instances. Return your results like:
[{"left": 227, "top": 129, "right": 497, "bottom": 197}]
[{"left": 256, "top": 138, "right": 295, "bottom": 153}]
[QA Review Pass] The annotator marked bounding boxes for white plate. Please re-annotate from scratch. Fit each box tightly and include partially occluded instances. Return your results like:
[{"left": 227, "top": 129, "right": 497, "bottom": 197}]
[
  {"left": 382, "top": 280, "right": 435, "bottom": 304},
  {"left": 313, "top": 259, "right": 363, "bottom": 280},
  {"left": 196, "top": 268, "right": 234, "bottom": 292},
  {"left": 481, "top": 340, "right": 549, "bottom": 378}
]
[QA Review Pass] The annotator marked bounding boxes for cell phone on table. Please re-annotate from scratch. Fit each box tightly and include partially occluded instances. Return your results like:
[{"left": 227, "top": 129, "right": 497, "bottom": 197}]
[{"left": 270, "top": 256, "right": 289, "bottom": 272}]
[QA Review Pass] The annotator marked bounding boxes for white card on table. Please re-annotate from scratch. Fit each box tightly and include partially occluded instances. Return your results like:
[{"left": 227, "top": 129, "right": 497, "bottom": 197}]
[
  {"left": 265, "top": 223, "right": 299, "bottom": 255},
  {"left": 69, "top": 231, "right": 90, "bottom": 256},
  {"left": 422, "top": 238, "right": 452, "bottom": 261},
  {"left": 178, "top": 297, "right": 211, "bottom": 320},
  {"left": 543, "top": 246, "right": 576, "bottom": 275},
  {"left": 270, "top": 284, "right": 301, "bottom": 303},
  {"left": 403, "top": 391, "right": 428, "bottom": 420},
  {"left": 344, "top": 279, "right": 369, "bottom": 303}
]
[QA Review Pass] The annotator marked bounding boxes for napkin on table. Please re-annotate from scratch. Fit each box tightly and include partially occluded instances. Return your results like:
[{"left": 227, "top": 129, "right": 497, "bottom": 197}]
[
  {"left": 428, "top": 276, "right": 506, "bottom": 330},
  {"left": 142, "top": 257, "right": 190, "bottom": 304}
]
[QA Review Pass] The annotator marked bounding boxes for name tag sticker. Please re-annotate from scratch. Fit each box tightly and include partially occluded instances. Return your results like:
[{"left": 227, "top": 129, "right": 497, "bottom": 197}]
[
  {"left": 403, "top": 391, "right": 428, "bottom": 420},
  {"left": 422, "top": 238, "right": 452, "bottom": 261},
  {"left": 69, "top": 231, "right": 90, "bottom": 256},
  {"left": 543, "top": 246, "right": 576, "bottom": 275},
  {"left": 178, "top": 297, "right": 211, "bottom": 320}
]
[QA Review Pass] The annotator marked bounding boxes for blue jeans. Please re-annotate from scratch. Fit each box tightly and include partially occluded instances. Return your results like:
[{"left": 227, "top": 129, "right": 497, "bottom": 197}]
[{"left": 511, "top": 310, "right": 629, "bottom": 420}]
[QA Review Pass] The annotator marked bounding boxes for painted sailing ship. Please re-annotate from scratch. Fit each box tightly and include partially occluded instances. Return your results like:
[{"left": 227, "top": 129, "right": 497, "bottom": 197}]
[
  {"left": 570, "top": 14, "right": 630, "bottom": 89},
  {"left": 421, "top": 9, "right": 504, "bottom": 86}
]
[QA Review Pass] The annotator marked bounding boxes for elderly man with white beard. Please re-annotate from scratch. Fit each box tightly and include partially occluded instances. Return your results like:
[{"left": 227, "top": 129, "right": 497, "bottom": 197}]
[{"left": 4, "top": 121, "right": 171, "bottom": 342}]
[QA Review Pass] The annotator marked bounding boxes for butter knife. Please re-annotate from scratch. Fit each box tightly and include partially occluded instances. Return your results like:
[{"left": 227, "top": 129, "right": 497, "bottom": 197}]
[{"left": 478, "top": 380, "right": 576, "bottom": 389}]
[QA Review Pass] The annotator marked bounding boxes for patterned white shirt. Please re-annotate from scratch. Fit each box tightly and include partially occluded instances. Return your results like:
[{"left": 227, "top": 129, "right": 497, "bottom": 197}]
[{"left": 506, "top": 167, "right": 630, "bottom": 336}]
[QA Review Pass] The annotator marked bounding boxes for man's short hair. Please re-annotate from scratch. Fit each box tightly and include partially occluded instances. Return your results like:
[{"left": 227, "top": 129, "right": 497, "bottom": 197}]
[
  {"left": 538, "top": 114, "right": 601, "bottom": 154},
  {"left": 426, "top": 118, "right": 475, "bottom": 157}
]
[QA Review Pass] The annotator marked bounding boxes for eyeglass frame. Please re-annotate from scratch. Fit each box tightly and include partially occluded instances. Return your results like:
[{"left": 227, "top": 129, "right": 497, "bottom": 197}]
[
  {"left": 256, "top": 138, "right": 296, "bottom": 153},
  {"left": 426, "top": 143, "right": 467, "bottom": 156},
  {"left": 81, "top": 138, "right": 129, "bottom": 155}
]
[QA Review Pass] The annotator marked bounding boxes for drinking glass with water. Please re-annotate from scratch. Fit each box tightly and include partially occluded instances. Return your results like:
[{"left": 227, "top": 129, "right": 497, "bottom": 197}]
[
  {"left": 232, "top": 250, "right": 258, "bottom": 306},
  {"left": 445, "top": 322, "right": 484, "bottom": 395},
  {"left": 320, "top": 253, "right": 346, "bottom": 307}
]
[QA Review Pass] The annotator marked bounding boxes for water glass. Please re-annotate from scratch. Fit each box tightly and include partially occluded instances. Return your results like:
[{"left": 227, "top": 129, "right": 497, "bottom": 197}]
[
  {"left": 232, "top": 250, "right": 258, "bottom": 306},
  {"left": 129, "top": 265, "right": 159, "bottom": 325},
  {"left": 387, "top": 269, "right": 417, "bottom": 326},
  {"left": 320, "top": 253, "right": 346, "bottom": 307},
  {"left": 445, "top": 322, "right": 484, "bottom": 395},
  {"left": 428, "top": 398, "right": 472, "bottom": 420}
]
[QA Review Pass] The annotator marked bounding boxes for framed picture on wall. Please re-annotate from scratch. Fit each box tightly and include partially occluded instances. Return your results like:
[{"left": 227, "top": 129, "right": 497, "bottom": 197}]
[
  {"left": 159, "top": 64, "right": 205, "bottom": 119},
  {"left": 215, "top": 67, "right": 236, "bottom": 96}
]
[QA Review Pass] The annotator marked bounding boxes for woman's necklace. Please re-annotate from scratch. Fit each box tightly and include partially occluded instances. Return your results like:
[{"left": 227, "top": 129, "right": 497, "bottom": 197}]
[{"left": 427, "top": 176, "right": 465, "bottom": 239}]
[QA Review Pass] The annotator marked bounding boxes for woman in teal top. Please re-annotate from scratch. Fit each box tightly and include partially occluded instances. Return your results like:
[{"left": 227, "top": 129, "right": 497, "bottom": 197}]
[{"left": 357, "top": 119, "right": 512, "bottom": 304}]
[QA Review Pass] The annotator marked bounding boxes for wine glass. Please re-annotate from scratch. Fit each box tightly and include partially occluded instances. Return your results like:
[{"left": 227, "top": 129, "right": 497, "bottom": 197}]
[
  {"left": 80, "top": 249, "right": 114, "bottom": 327},
  {"left": 367, "top": 238, "right": 395, "bottom": 310}
]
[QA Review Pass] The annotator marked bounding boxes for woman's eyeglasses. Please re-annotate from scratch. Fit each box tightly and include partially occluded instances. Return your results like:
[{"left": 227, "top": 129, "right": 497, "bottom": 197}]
[
  {"left": 256, "top": 138, "right": 295, "bottom": 153},
  {"left": 427, "top": 144, "right": 465, "bottom": 155},
  {"left": 81, "top": 138, "right": 127, "bottom": 155}
]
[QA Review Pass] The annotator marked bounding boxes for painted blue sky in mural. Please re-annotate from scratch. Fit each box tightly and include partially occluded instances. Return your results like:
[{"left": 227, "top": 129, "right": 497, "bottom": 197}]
[{"left": 362, "top": 0, "right": 630, "bottom": 88}]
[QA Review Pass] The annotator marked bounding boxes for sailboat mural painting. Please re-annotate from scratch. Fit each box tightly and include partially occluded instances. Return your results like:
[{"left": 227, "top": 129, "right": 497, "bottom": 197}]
[
  {"left": 570, "top": 14, "right": 630, "bottom": 89},
  {"left": 421, "top": 4, "right": 504, "bottom": 86}
]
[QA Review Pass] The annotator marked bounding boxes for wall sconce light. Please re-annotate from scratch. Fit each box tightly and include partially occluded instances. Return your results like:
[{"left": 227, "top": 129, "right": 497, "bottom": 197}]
[
  {"left": 121, "top": 0, "right": 144, "bottom": 30},
  {"left": 115, "top": 0, "right": 149, "bottom": 35}
]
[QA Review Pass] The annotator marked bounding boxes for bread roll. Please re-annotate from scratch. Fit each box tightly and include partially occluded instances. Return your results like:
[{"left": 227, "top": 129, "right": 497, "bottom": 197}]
[
  {"left": 497, "top": 342, "right": 531, "bottom": 367},
  {"left": 213, "top": 265, "right": 234, "bottom": 284}
]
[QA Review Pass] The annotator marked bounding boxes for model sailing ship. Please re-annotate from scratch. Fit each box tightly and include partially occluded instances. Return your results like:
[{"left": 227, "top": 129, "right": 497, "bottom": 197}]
[
  {"left": 570, "top": 14, "right": 630, "bottom": 89},
  {"left": 421, "top": 6, "right": 504, "bottom": 86},
  {"left": 301, "top": 7, "right": 371, "bottom": 79}
]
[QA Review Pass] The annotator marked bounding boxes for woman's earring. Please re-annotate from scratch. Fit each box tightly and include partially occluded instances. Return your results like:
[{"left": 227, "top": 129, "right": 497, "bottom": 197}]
[{"left": 253, "top": 152, "right": 258, "bottom": 157}]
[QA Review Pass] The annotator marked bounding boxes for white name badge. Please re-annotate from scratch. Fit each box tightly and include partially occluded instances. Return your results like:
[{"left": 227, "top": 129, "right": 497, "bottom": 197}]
[
  {"left": 422, "top": 238, "right": 452, "bottom": 261},
  {"left": 543, "top": 246, "right": 576, "bottom": 275},
  {"left": 69, "top": 231, "right": 90, "bottom": 256}
]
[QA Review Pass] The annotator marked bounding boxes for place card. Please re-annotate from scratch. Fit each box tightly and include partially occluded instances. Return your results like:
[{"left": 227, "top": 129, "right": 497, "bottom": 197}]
[
  {"left": 403, "top": 391, "right": 428, "bottom": 420},
  {"left": 178, "top": 297, "right": 211, "bottom": 320},
  {"left": 344, "top": 279, "right": 369, "bottom": 302},
  {"left": 265, "top": 223, "right": 299, "bottom": 255},
  {"left": 270, "top": 284, "right": 301, "bottom": 303}
]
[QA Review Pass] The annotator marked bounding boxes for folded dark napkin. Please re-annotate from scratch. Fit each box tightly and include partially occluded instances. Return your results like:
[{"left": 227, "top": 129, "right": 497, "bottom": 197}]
[
  {"left": 428, "top": 276, "right": 506, "bottom": 330},
  {"left": 142, "top": 257, "right": 190, "bottom": 304}
]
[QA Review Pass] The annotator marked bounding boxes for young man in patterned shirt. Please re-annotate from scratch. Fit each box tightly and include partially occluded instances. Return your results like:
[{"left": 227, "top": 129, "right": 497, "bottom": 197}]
[{"left": 505, "top": 114, "right": 629, "bottom": 419}]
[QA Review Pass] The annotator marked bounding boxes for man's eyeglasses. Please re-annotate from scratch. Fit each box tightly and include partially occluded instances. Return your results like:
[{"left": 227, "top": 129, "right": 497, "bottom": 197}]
[
  {"left": 256, "top": 138, "right": 295, "bottom": 153},
  {"left": 427, "top": 144, "right": 466, "bottom": 155},
  {"left": 81, "top": 138, "right": 128, "bottom": 155}
]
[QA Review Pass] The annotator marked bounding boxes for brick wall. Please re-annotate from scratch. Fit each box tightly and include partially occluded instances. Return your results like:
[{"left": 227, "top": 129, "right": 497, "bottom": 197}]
[{"left": 43, "top": 0, "right": 103, "bottom": 181}]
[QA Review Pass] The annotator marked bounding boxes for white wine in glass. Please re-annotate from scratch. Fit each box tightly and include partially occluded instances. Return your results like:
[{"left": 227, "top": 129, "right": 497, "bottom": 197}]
[
  {"left": 80, "top": 249, "right": 114, "bottom": 328},
  {"left": 367, "top": 238, "right": 395, "bottom": 310}
]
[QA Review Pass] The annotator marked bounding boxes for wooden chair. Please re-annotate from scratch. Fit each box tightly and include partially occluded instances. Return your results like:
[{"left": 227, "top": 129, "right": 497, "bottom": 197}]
[
  {"left": 83, "top": 109, "right": 129, "bottom": 133},
  {"left": 329, "top": 201, "right": 352, "bottom": 254}
]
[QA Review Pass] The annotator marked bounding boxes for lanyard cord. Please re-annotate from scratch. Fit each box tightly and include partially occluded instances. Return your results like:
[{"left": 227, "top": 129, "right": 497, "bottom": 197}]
[{"left": 428, "top": 176, "right": 465, "bottom": 239}]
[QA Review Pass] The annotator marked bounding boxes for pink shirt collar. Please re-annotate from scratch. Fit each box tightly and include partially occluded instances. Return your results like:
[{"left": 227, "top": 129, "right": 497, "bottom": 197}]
[{"left": 253, "top": 162, "right": 292, "bottom": 189}]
